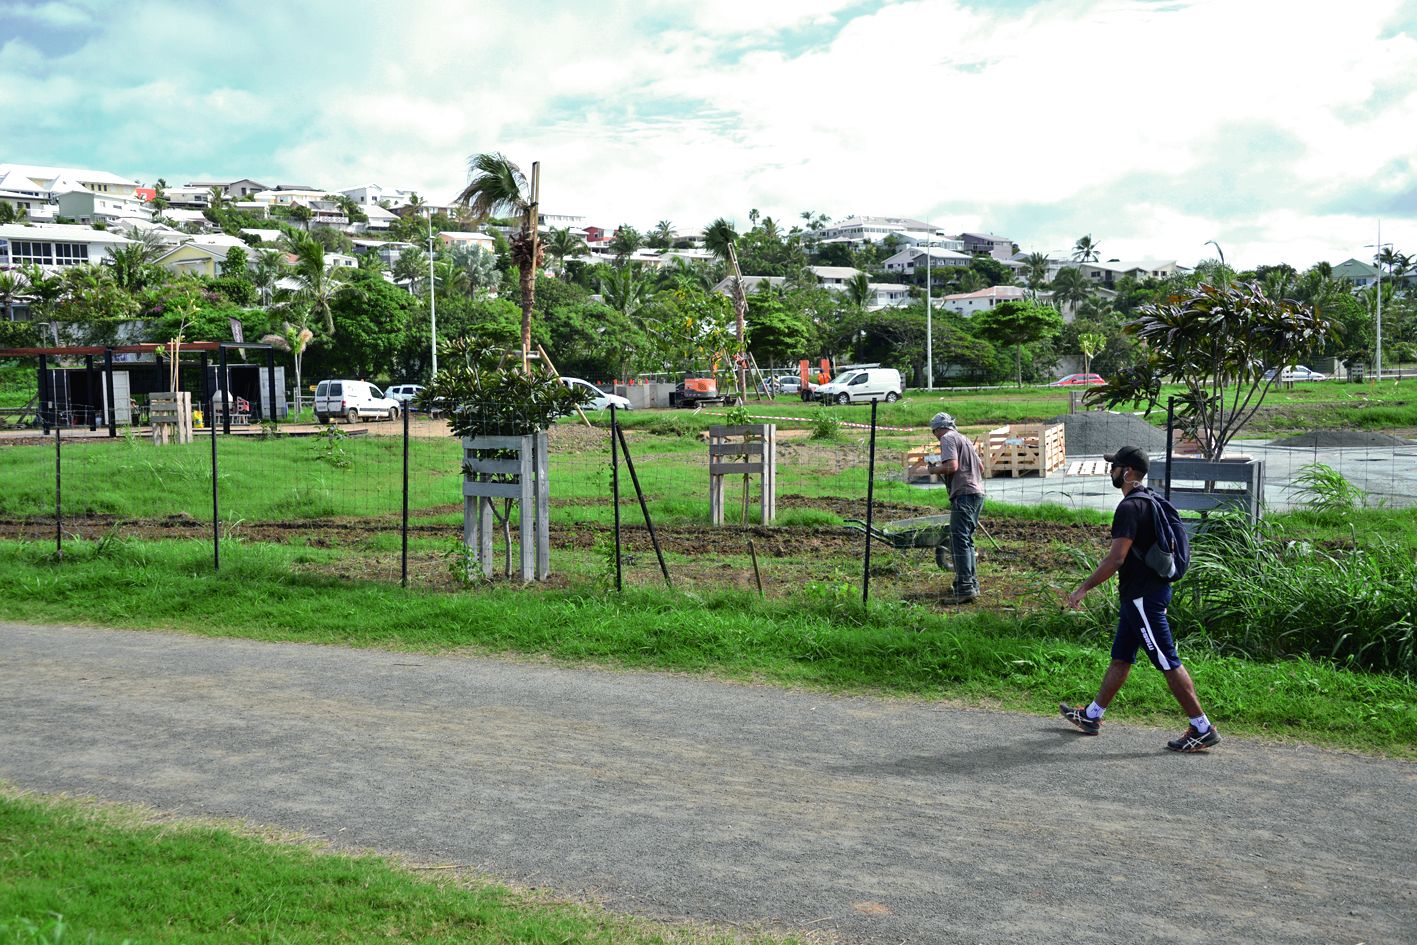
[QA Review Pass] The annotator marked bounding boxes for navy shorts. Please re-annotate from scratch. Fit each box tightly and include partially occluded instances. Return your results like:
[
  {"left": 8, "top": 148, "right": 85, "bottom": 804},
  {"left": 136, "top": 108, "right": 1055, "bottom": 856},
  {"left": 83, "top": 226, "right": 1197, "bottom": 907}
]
[{"left": 1111, "top": 586, "right": 1183, "bottom": 671}]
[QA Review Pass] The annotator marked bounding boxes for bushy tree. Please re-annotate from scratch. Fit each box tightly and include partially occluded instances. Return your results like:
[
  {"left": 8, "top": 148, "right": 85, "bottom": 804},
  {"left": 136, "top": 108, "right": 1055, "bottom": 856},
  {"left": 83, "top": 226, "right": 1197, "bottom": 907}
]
[{"left": 973, "top": 300, "right": 1063, "bottom": 386}]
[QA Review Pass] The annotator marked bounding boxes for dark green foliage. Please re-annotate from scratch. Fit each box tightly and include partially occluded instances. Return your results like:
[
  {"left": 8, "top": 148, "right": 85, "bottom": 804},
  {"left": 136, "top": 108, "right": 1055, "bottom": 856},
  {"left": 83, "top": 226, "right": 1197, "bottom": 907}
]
[{"left": 419, "top": 336, "right": 592, "bottom": 437}]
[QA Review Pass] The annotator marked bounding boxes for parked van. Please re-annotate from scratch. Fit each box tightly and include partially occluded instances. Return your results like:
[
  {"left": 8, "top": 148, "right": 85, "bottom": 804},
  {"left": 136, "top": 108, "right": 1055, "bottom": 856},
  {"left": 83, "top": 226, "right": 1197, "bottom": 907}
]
[
  {"left": 314, "top": 380, "right": 401, "bottom": 423},
  {"left": 814, "top": 368, "right": 904, "bottom": 404}
]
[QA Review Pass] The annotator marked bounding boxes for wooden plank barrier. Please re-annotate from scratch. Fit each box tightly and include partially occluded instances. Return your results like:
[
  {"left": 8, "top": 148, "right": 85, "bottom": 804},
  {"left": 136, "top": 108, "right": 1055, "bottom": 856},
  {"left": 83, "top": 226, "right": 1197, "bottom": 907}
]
[
  {"left": 462, "top": 431, "right": 550, "bottom": 581},
  {"left": 149, "top": 391, "right": 192, "bottom": 445},
  {"left": 709, "top": 423, "right": 776, "bottom": 525}
]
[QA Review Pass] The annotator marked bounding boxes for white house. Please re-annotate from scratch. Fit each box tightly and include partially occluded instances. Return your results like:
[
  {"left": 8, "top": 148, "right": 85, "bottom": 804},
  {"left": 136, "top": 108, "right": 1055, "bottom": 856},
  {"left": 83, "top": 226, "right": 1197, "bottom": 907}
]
[
  {"left": 938, "top": 285, "right": 1031, "bottom": 315},
  {"left": 1077, "top": 259, "right": 1186, "bottom": 286},
  {"left": 352, "top": 239, "right": 415, "bottom": 268},
  {"left": 1332, "top": 258, "right": 1378, "bottom": 288},
  {"left": 438, "top": 231, "right": 496, "bottom": 252},
  {"left": 865, "top": 283, "right": 912, "bottom": 310},
  {"left": 814, "top": 216, "right": 949, "bottom": 245},
  {"left": 808, "top": 265, "right": 863, "bottom": 288},
  {"left": 0, "top": 223, "right": 134, "bottom": 271},
  {"left": 187, "top": 179, "right": 270, "bottom": 199},
  {"left": 340, "top": 184, "right": 416, "bottom": 207},
  {"left": 0, "top": 163, "right": 145, "bottom": 223}
]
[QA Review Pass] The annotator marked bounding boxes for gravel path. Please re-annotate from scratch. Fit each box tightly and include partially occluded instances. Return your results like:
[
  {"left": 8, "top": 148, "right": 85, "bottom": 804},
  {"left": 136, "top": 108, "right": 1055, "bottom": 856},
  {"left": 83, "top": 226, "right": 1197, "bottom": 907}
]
[{"left": 2, "top": 622, "right": 1413, "bottom": 945}]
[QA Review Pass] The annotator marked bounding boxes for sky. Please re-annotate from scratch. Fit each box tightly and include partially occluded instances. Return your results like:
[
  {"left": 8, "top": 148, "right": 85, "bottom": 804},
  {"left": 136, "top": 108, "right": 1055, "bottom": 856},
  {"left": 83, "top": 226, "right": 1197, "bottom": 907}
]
[{"left": 2, "top": 0, "right": 1416, "bottom": 271}]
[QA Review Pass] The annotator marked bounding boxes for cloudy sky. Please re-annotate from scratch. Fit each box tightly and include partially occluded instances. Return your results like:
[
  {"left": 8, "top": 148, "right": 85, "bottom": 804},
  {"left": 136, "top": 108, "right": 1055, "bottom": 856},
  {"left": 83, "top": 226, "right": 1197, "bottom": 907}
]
[{"left": 2, "top": 0, "right": 1415, "bottom": 269}]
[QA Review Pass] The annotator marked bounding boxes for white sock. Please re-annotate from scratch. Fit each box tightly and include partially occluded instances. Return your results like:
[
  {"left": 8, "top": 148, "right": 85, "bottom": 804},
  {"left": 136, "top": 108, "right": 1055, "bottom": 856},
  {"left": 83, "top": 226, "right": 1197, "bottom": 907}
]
[
  {"left": 1189, "top": 714, "right": 1211, "bottom": 733},
  {"left": 1086, "top": 701, "right": 1105, "bottom": 720}
]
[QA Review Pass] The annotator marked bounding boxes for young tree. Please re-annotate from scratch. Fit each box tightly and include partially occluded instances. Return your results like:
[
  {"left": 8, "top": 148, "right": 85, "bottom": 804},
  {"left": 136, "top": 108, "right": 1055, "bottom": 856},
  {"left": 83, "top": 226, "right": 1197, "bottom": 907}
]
[
  {"left": 1078, "top": 331, "right": 1106, "bottom": 377},
  {"left": 261, "top": 320, "right": 316, "bottom": 414},
  {"left": 1087, "top": 281, "right": 1334, "bottom": 459}
]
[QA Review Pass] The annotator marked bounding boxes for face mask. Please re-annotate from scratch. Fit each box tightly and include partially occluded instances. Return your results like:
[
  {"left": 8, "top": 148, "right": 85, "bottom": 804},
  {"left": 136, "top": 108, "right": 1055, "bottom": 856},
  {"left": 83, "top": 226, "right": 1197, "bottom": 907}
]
[{"left": 1111, "top": 469, "right": 1126, "bottom": 489}]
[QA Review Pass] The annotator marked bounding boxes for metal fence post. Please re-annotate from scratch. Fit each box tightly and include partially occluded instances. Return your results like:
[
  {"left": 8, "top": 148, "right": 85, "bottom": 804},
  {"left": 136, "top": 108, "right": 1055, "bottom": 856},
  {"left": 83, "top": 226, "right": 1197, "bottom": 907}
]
[
  {"left": 104, "top": 347, "right": 117, "bottom": 437},
  {"left": 85, "top": 354, "right": 96, "bottom": 431},
  {"left": 862, "top": 398, "right": 878, "bottom": 605},
  {"left": 1164, "top": 396, "right": 1176, "bottom": 501},
  {"left": 611, "top": 404, "right": 622, "bottom": 592},
  {"left": 401, "top": 402, "right": 410, "bottom": 588},
  {"left": 211, "top": 371, "right": 220, "bottom": 571},
  {"left": 54, "top": 423, "right": 62, "bottom": 561}
]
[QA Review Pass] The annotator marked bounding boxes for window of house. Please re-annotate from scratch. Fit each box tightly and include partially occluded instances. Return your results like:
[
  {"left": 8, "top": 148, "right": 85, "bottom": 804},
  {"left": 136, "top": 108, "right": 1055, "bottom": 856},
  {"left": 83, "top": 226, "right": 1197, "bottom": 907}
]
[
  {"left": 9, "top": 240, "right": 54, "bottom": 265},
  {"left": 54, "top": 243, "right": 89, "bottom": 265}
]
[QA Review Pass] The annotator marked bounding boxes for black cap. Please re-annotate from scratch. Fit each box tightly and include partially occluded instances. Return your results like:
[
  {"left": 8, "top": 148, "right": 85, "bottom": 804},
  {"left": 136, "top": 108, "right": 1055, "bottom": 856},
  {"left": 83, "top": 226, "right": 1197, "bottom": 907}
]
[{"left": 1104, "top": 445, "right": 1149, "bottom": 475}]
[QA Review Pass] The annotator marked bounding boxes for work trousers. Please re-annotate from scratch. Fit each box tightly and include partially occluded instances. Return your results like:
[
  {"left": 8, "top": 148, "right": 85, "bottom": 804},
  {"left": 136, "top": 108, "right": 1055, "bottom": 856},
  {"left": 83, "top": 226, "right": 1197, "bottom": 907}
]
[{"left": 949, "top": 491, "right": 984, "bottom": 597}]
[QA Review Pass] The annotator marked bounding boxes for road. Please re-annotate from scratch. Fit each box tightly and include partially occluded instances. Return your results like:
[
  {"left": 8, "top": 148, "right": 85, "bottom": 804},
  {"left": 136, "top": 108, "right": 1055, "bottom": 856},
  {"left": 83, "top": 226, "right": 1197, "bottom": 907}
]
[{"left": 2, "top": 622, "right": 1413, "bottom": 944}]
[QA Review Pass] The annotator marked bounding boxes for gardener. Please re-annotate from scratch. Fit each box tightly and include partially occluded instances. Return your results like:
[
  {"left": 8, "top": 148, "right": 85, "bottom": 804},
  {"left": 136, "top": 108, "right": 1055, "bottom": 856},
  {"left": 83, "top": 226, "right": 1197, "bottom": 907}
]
[
  {"left": 1060, "top": 445, "right": 1220, "bottom": 752},
  {"left": 927, "top": 412, "right": 985, "bottom": 603}
]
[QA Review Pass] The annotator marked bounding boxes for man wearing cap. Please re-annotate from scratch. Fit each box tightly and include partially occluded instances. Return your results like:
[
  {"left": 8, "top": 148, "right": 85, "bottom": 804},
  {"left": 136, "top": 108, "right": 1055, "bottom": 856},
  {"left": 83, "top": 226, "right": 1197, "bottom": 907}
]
[
  {"left": 927, "top": 412, "right": 985, "bottom": 603},
  {"left": 1060, "top": 445, "right": 1220, "bottom": 752}
]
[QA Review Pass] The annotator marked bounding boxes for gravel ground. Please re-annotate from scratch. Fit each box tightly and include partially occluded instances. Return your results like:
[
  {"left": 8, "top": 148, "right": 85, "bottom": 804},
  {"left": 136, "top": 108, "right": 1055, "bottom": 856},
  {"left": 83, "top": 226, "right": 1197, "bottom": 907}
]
[
  {"left": 2, "top": 622, "right": 1414, "bottom": 945},
  {"left": 1047, "top": 411, "right": 1169, "bottom": 455}
]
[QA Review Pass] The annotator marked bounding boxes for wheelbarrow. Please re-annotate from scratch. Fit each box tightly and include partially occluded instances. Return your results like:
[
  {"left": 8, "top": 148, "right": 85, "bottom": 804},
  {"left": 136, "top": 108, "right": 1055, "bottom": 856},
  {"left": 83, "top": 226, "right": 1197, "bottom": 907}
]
[{"left": 843, "top": 514, "right": 955, "bottom": 569}]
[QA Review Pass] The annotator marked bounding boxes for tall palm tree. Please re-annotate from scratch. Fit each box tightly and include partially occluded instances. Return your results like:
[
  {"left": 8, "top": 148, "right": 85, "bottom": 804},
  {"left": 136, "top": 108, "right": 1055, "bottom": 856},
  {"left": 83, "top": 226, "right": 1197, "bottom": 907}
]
[
  {"left": 703, "top": 218, "right": 747, "bottom": 390},
  {"left": 455, "top": 152, "right": 539, "bottom": 363},
  {"left": 1050, "top": 266, "right": 1092, "bottom": 314},
  {"left": 280, "top": 233, "right": 338, "bottom": 334},
  {"left": 207, "top": 186, "right": 227, "bottom": 212},
  {"left": 599, "top": 265, "right": 655, "bottom": 318},
  {"left": 1072, "top": 234, "right": 1099, "bottom": 262},
  {"left": 543, "top": 227, "right": 586, "bottom": 279},
  {"left": 1023, "top": 252, "right": 1050, "bottom": 300},
  {"left": 652, "top": 220, "right": 675, "bottom": 249},
  {"left": 846, "top": 272, "right": 872, "bottom": 311},
  {"left": 253, "top": 249, "right": 286, "bottom": 306},
  {"left": 0, "top": 270, "right": 23, "bottom": 321}
]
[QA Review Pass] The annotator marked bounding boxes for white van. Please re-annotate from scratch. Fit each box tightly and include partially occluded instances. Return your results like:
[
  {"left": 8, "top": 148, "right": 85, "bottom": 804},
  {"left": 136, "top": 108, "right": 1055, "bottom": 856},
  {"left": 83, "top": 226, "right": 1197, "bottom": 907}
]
[
  {"left": 314, "top": 379, "right": 401, "bottom": 423},
  {"left": 814, "top": 368, "right": 904, "bottom": 404}
]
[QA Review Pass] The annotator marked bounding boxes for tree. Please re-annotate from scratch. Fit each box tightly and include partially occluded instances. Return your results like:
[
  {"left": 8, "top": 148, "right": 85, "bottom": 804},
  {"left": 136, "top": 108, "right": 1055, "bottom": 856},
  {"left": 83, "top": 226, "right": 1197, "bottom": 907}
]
[
  {"left": 456, "top": 152, "right": 539, "bottom": 366},
  {"left": 1023, "top": 252, "right": 1050, "bottom": 300},
  {"left": 253, "top": 249, "right": 286, "bottom": 306},
  {"left": 261, "top": 321, "right": 316, "bottom": 414},
  {"left": 746, "top": 297, "right": 814, "bottom": 368},
  {"left": 393, "top": 246, "right": 429, "bottom": 294},
  {"left": 0, "top": 270, "right": 23, "bottom": 321},
  {"left": 703, "top": 217, "right": 748, "bottom": 392},
  {"left": 973, "top": 300, "right": 1064, "bottom": 387},
  {"left": 543, "top": 227, "right": 586, "bottom": 278},
  {"left": 608, "top": 225, "right": 642, "bottom": 265},
  {"left": 1086, "top": 281, "right": 1334, "bottom": 460},
  {"left": 289, "top": 204, "right": 313, "bottom": 231},
  {"left": 280, "top": 232, "right": 339, "bottom": 334},
  {"left": 1072, "top": 234, "right": 1100, "bottom": 262},
  {"left": 317, "top": 268, "right": 416, "bottom": 380},
  {"left": 1078, "top": 331, "right": 1106, "bottom": 377},
  {"left": 648, "top": 220, "right": 676, "bottom": 249},
  {"left": 599, "top": 265, "right": 655, "bottom": 318},
  {"left": 1050, "top": 265, "right": 1092, "bottom": 314},
  {"left": 845, "top": 272, "right": 872, "bottom": 311},
  {"left": 222, "top": 246, "right": 249, "bottom": 278}
]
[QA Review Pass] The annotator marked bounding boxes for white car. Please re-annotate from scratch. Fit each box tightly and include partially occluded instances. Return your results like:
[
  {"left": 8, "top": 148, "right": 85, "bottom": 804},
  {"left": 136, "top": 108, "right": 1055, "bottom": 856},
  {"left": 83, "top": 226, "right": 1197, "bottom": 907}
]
[
  {"left": 561, "top": 377, "right": 631, "bottom": 411},
  {"left": 386, "top": 384, "right": 425, "bottom": 405},
  {"left": 313, "top": 379, "right": 401, "bottom": 423},
  {"left": 1264, "top": 365, "right": 1328, "bottom": 383}
]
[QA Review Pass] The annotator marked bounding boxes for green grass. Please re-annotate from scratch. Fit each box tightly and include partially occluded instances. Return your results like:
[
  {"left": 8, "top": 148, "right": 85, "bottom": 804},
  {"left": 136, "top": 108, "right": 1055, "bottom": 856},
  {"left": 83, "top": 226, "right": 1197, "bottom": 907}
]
[
  {"left": 0, "top": 537, "right": 1411, "bottom": 756},
  {"left": 0, "top": 788, "right": 799, "bottom": 945}
]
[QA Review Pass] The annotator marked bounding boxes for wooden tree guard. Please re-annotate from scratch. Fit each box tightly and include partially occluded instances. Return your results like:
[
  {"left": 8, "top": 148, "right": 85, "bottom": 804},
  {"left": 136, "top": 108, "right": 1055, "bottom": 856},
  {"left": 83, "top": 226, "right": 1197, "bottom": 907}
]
[
  {"left": 972, "top": 422, "right": 1066, "bottom": 478},
  {"left": 150, "top": 392, "right": 192, "bottom": 445},
  {"left": 1154, "top": 457, "right": 1264, "bottom": 524},
  {"left": 462, "top": 432, "right": 550, "bottom": 581},
  {"left": 709, "top": 424, "right": 776, "bottom": 525}
]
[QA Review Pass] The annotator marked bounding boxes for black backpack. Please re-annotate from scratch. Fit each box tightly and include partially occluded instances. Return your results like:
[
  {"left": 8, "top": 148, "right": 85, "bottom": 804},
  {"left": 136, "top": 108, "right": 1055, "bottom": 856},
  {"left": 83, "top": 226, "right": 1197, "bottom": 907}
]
[{"left": 1128, "top": 488, "right": 1190, "bottom": 582}]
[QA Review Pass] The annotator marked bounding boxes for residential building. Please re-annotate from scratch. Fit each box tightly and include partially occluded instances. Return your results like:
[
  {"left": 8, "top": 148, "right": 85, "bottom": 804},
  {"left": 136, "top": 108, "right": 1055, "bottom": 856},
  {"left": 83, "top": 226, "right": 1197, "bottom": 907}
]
[
  {"left": 1332, "top": 258, "right": 1378, "bottom": 288},
  {"left": 808, "top": 265, "right": 863, "bottom": 288},
  {"left": 0, "top": 162, "right": 145, "bottom": 223},
  {"left": 340, "top": 184, "right": 416, "bottom": 207},
  {"left": 813, "top": 216, "right": 949, "bottom": 246},
  {"left": 438, "top": 231, "right": 496, "bottom": 252},
  {"left": 957, "top": 232, "right": 1014, "bottom": 261},
  {"left": 186, "top": 178, "right": 270, "bottom": 199},
  {"left": 0, "top": 223, "right": 134, "bottom": 273},
  {"left": 938, "top": 285, "right": 1031, "bottom": 315},
  {"left": 1076, "top": 259, "right": 1186, "bottom": 287},
  {"left": 351, "top": 239, "right": 415, "bottom": 268},
  {"left": 882, "top": 246, "right": 975, "bottom": 276},
  {"left": 153, "top": 234, "right": 251, "bottom": 278}
]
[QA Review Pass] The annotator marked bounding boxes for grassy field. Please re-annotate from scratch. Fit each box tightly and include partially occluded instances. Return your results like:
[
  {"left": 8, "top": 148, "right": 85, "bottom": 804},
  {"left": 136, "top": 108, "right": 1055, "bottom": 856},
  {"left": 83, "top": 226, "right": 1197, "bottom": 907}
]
[{"left": 0, "top": 788, "right": 800, "bottom": 945}]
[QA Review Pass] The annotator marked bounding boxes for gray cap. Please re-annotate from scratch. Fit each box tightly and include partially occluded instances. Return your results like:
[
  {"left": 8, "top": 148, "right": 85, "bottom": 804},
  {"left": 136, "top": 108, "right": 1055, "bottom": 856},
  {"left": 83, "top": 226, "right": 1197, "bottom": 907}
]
[{"left": 929, "top": 411, "right": 956, "bottom": 430}]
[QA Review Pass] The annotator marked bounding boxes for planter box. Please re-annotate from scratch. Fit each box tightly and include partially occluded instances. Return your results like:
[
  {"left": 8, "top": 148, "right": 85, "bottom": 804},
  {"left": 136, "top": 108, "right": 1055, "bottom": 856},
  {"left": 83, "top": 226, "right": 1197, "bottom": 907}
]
[
  {"left": 1153, "top": 457, "right": 1264, "bottom": 524},
  {"left": 462, "top": 432, "right": 550, "bottom": 581},
  {"left": 972, "top": 423, "right": 1066, "bottom": 478}
]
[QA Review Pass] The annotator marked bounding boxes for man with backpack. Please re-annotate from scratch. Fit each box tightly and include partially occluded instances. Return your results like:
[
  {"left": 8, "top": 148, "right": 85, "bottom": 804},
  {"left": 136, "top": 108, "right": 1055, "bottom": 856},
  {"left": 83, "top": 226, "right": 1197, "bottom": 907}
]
[{"left": 1059, "top": 445, "right": 1220, "bottom": 752}]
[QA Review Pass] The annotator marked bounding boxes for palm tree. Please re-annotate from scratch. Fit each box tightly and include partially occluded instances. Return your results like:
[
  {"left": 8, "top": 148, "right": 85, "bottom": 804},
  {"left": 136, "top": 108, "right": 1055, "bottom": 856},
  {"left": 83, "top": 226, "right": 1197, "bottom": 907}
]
[
  {"left": 599, "top": 265, "right": 655, "bottom": 318},
  {"left": 253, "top": 249, "right": 286, "bottom": 306},
  {"left": 846, "top": 272, "right": 872, "bottom": 311},
  {"left": 1023, "top": 252, "right": 1050, "bottom": 300},
  {"left": 280, "top": 233, "right": 338, "bottom": 334},
  {"left": 1050, "top": 265, "right": 1091, "bottom": 314},
  {"left": 1072, "top": 234, "right": 1099, "bottom": 262},
  {"left": 543, "top": 227, "right": 586, "bottom": 279},
  {"left": 703, "top": 218, "right": 739, "bottom": 260},
  {"left": 651, "top": 220, "right": 675, "bottom": 249},
  {"left": 0, "top": 270, "right": 23, "bottom": 321},
  {"left": 207, "top": 186, "right": 227, "bottom": 213},
  {"left": 260, "top": 321, "right": 315, "bottom": 414},
  {"left": 1078, "top": 331, "right": 1106, "bottom": 379},
  {"left": 703, "top": 218, "right": 748, "bottom": 390},
  {"left": 455, "top": 152, "right": 539, "bottom": 363},
  {"left": 608, "top": 225, "right": 643, "bottom": 265}
]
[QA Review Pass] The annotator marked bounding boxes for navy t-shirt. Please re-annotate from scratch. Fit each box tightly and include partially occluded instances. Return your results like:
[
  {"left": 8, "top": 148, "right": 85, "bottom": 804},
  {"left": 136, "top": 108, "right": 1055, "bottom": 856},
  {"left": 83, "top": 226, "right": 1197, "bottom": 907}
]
[{"left": 1111, "top": 489, "right": 1169, "bottom": 600}]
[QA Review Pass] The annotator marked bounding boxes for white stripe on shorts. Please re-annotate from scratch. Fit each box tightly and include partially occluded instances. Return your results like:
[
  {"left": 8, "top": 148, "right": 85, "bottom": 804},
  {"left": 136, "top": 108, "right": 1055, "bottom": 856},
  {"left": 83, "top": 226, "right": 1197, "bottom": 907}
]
[{"left": 1132, "top": 596, "right": 1172, "bottom": 671}]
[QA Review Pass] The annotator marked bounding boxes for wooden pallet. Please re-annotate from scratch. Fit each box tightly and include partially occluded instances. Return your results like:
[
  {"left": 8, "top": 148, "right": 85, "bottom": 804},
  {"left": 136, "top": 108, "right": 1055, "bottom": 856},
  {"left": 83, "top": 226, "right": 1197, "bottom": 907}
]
[
  {"left": 1067, "top": 459, "right": 1109, "bottom": 476},
  {"left": 973, "top": 423, "right": 1066, "bottom": 478},
  {"left": 904, "top": 441, "right": 942, "bottom": 483}
]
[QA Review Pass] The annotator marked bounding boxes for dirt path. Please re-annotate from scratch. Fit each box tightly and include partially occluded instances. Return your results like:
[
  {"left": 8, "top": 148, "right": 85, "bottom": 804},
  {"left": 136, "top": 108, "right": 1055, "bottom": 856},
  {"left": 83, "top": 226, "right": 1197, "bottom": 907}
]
[{"left": 2, "top": 622, "right": 1413, "bottom": 944}]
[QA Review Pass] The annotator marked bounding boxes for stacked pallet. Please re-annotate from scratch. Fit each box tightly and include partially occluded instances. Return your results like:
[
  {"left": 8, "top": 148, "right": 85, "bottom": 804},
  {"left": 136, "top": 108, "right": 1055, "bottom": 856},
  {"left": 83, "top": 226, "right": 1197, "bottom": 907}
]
[
  {"left": 904, "top": 442, "right": 942, "bottom": 483},
  {"left": 972, "top": 423, "right": 1066, "bottom": 478}
]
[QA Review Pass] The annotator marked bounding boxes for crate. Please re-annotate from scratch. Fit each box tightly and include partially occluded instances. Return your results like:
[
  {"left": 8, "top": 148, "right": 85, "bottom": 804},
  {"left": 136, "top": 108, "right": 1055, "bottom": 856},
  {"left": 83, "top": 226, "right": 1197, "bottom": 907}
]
[
  {"left": 974, "top": 422, "right": 1066, "bottom": 478},
  {"left": 904, "top": 441, "right": 942, "bottom": 483}
]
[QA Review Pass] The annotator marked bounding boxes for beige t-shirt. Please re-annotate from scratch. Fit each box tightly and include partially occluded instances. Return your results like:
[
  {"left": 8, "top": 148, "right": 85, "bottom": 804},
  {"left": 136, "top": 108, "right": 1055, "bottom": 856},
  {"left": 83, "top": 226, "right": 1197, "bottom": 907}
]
[{"left": 937, "top": 428, "right": 985, "bottom": 498}]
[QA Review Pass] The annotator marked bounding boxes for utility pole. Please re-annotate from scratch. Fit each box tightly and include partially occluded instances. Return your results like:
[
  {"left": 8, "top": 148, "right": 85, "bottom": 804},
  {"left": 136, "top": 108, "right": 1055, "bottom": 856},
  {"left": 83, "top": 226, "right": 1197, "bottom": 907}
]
[
  {"left": 426, "top": 207, "right": 438, "bottom": 378},
  {"left": 925, "top": 232, "right": 933, "bottom": 390}
]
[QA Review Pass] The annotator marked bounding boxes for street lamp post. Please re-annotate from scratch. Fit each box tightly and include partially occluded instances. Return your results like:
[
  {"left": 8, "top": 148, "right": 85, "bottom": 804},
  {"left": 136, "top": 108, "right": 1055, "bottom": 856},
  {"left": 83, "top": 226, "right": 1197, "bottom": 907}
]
[
  {"left": 1366, "top": 223, "right": 1389, "bottom": 384},
  {"left": 925, "top": 233, "right": 933, "bottom": 390},
  {"left": 426, "top": 208, "right": 437, "bottom": 378}
]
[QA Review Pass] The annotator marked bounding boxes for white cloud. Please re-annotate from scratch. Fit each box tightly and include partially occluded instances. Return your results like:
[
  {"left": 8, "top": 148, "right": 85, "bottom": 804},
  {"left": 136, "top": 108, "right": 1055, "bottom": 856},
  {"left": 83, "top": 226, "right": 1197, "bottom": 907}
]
[{"left": 2, "top": 0, "right": 1415, "bottom": 268}]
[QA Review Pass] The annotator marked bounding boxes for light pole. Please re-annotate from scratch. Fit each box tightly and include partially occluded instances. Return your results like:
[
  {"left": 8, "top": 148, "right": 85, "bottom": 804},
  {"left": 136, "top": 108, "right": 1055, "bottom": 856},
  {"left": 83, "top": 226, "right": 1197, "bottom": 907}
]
[
  {"left": 924, "top": 232, "right": 933, "bottom": 390},
  {"left": 1365, "top": 222, "right": 1389, "bottom": 383},
  {"left": 426, "top": 207, "right": 438, "bottom": 378}
]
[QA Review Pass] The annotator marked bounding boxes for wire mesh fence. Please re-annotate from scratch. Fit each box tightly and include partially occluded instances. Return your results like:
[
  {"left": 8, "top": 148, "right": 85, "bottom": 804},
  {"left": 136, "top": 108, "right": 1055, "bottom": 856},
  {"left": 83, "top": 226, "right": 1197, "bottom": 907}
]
[{"left": 3, "top": 387, "right": 1415, "bottom": 599}]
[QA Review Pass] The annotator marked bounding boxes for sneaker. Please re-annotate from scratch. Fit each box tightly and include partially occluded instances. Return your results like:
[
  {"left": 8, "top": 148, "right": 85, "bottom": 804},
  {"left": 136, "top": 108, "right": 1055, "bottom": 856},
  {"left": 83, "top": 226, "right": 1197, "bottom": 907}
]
[
  {"left": 1166, "top": 725, "right": 1221, "bottom": 752},
  {"left": 1059, "top": 703, "right": 1101, "bottom": 735}
]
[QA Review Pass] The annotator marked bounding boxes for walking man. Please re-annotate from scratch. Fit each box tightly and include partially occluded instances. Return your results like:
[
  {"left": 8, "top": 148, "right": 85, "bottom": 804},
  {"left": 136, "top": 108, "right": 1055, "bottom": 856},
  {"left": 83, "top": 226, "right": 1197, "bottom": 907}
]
[
  {"left": 927, "top": 412, "right": 985, "bottom": 603},
  {"left": 1060, "top": 445, "right": 1220, "bottom": 752}
]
